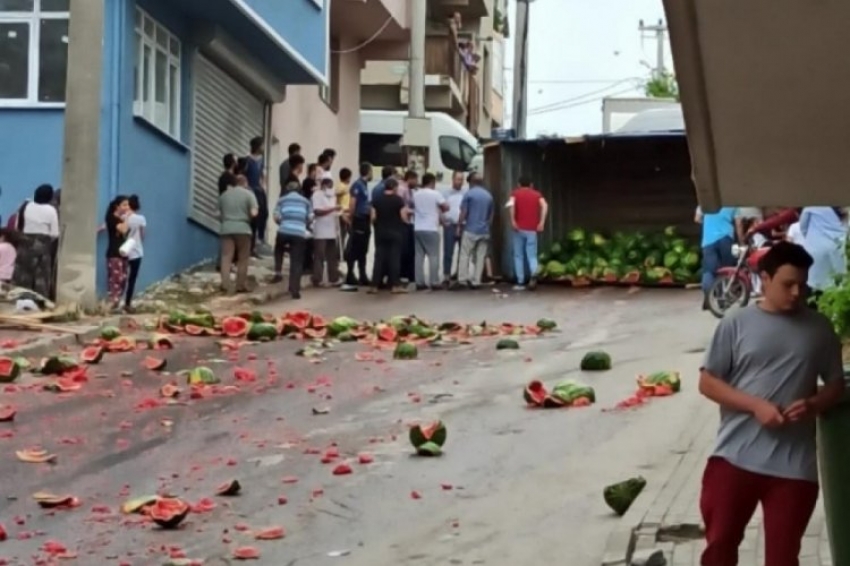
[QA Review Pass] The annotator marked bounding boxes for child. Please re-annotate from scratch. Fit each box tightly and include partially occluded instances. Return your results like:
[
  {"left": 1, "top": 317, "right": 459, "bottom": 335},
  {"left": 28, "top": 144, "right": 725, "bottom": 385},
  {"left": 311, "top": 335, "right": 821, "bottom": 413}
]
[{"left": 0, "top": 228, "right": 18, "bottom": 284}]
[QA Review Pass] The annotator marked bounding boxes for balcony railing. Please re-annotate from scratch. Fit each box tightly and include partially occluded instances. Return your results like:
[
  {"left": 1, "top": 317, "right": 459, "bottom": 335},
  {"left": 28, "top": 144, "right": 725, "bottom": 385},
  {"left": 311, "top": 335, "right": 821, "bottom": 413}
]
[{"left": 424, "top": 34, "right": 479, "bottom": 134}]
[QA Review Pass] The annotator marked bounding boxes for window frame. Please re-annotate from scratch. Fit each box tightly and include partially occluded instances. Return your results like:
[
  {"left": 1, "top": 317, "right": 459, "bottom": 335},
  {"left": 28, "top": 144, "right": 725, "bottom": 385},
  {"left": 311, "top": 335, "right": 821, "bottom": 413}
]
[
  {"left": 133, "top": 7, "right": 182, "bottom": 139},
  {"left": 0, "top": 0, "right": 69, "bottom": 108}
]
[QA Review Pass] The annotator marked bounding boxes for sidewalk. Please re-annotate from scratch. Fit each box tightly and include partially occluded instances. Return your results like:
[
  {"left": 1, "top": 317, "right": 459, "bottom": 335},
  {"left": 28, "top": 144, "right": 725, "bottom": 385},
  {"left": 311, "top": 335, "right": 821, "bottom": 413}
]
[{"left": 602, "top": 405, "right": 832, "bottom": 566}]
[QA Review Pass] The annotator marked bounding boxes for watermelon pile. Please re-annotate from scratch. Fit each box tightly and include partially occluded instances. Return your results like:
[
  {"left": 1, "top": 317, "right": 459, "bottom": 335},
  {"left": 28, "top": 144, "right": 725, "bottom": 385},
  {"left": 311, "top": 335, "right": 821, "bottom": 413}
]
[
  {"left": 523, "top": 379, "right": 596, "bottom": 409},
  {"left": 537, "top": 227, "right": 702, "bottom": 286},
  {"left": 151, "top": 310, "right": 557, "bottom": 347}
]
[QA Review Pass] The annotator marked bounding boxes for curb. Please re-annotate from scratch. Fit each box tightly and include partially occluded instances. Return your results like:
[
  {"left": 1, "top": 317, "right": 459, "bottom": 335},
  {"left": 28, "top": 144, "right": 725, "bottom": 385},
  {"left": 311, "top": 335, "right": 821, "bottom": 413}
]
[
  {"left": 601, "top": 408, "right": 714, "bottom": 565},
  {"left": 0, "top": 315, "right": 126, "bottom": 365}
]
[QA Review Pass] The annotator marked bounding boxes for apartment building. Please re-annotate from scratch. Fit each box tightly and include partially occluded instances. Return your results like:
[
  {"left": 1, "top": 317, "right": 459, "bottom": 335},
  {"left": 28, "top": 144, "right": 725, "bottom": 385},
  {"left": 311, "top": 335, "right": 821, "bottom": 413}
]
[
  {"left": 360, "top": 0, "right": 507, "bottom": 141},
  {"left": 271, "top": 0, "right": 410, "bottom": 199}
]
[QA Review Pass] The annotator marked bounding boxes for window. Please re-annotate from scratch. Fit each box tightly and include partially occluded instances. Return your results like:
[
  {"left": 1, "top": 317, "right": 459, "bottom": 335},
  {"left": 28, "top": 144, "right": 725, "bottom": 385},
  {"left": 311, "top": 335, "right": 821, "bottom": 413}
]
[
  {"left": 319, "top": 38, "right": 340, "bottom": 112},
  {"left": 438, "top": 135, "right": 478, "bottom": 172},
  {"left": 359, "top": 133, "right": 406, "bottom": 168},
  {"left": 133, "top": 8, "right": 181, "bottom": 138},
  {"left": 0, "top": 0, "right": 68, "bottom": 105}
]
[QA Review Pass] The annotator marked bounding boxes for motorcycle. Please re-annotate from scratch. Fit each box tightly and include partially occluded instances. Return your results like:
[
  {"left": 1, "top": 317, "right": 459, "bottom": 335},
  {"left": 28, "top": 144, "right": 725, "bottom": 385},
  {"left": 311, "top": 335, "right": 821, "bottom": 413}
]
[{"left": 706, "top": 237, "right": 770, "bottom": 319}]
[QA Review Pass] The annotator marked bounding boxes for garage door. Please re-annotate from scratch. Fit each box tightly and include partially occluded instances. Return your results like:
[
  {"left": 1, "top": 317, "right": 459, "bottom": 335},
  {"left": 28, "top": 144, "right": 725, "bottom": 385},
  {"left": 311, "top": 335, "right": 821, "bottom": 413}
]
[{"left": 190, "top": 55, "right": 265, "bottom": 232}]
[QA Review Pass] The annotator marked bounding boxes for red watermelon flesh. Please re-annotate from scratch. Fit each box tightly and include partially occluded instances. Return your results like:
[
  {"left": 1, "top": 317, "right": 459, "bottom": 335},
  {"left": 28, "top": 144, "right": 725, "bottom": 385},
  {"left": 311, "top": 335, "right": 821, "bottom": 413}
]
[
  {"left": 377, "top": 327, "right": 398, "bottom": 342},
  {"left": 310, "top": 314, "right": 327, "bottom": 329},
  {"left": 523, "top": 380, "right": 549, "bottom": 406},
  {"left": 284, "top": 311, "right": 311, "bottom": 329}
]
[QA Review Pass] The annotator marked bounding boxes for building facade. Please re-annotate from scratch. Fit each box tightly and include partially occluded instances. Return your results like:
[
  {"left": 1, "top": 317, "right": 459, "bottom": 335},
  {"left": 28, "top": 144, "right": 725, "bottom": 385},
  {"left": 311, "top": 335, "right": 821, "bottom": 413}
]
[
  {"left": 0, "top": 0, "right": 328, "bottom": 292},
  {"left": 359, "top": 0, "right": 505, "bottom": 141},
  {"left": 270, "top": 0, "right": 409, "bottom": 203}
]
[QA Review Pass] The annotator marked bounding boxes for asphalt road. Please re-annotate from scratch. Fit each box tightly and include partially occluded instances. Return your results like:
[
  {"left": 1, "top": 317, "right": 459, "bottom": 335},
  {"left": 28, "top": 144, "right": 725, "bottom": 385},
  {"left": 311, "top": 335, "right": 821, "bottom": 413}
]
[{"left": 0, "top": 286, "right": 718, "bottom": 566}]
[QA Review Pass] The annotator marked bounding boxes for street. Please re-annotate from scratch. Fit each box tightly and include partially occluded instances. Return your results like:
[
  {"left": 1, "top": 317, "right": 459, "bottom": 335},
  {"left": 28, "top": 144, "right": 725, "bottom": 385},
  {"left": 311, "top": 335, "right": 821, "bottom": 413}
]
[{"left": 0, "top": 287, "right": 717, "bottom": 565}]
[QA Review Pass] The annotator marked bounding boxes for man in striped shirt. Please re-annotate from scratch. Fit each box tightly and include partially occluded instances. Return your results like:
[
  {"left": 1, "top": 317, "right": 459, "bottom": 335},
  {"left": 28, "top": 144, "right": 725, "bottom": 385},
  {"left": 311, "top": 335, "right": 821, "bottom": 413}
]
[{"left": 272, "top": 181, "right": 313, "bottom": 299}]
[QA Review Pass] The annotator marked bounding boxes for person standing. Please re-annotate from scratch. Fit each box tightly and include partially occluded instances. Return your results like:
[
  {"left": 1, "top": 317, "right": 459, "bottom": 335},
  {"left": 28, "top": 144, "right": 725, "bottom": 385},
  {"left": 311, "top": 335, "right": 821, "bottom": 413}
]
[
  {"left": 272, "top": 181, "right": 312, "bottom": 299},
  {"left": 369, "top": 178, "right": 410, "bottom": 294},
  {"left": 337, "top": 167, "right": 352, "bottom": 249},
  {"left": 412, "top": 173, "right": 449, "bottom": 290},
  {"left": 696, "top": 205, "right": 737, "bottom": 309},
  {"left": 12, "top": 184, "right": 59, "bottom": 299},
  {"left": 698, "top": 241, "right": 844, "bottom": 566},
  {"left": 455, "top": 172, "right": 493, "bottom": 290},
  {"left": 399, "top": 170, "right": 418, "bottom": 285},
  {"left": 799, "top": 207, "right": 849, "bottom": 297},
  {"left": 123, "top": 195, "right": 146, "bottom": 313},
  {"left": 219, "top": 153, "right": 238, "bottom": 195},
  {"left": 278, "top": 143, "right": 301, "bottom": 190},
  {"left": 104, "top": 195, "right": 130, "bottom": 312},
  {"left": 219, "top": 173, "right": 258, "bottom": 294},
  {"left": 441, "top": 171, "right": 466, "bottom": 285},
  {"left": 510, "top": 176, "right": 548, "bottom": 291},
  {"left": 341, "top": 163, "right": 373, "bottom": 291},
  {"left": 244, "top": 137, "right": 268, "bottom": 257},
  {"left": 311, "top": 177, "right": 342, "bottom": 287},
  {"left": 370, "top": 166, "right": 396, "bottom": 202},
  {"left": 317, "top": 151, "right": 334, "bottom": 183}
]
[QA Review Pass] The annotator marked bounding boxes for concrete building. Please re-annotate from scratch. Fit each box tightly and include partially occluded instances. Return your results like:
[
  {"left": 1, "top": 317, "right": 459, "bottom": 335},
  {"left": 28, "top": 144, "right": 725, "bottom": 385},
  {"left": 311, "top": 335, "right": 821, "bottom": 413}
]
[
  {"left": 0, "top": 0, "right": 328, "bottom": 292},
  {"left": 359, "top": 0, "right": 506, "bottom": 140},
  {"left": 270, "top": 0, "right": 410, "bottom": 199}
]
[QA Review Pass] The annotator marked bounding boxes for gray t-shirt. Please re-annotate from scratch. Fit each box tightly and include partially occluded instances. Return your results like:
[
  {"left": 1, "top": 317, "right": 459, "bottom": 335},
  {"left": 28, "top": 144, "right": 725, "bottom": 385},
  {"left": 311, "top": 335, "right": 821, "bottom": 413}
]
[
  {"left": 219, "top": 187, "right": 258, "bottom": 236},
  {"left": 702, "top": 304, "right": 843, "bottom": 482}
]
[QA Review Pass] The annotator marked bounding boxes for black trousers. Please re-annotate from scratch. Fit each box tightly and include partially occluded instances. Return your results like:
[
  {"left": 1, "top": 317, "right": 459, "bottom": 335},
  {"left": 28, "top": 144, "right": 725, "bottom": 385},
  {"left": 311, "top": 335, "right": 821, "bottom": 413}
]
[
  {"left": 345, "top": 215, "right": 371, "bottom": 285},
  {"left": 251, "top": 187, "right": 269, "bottom": 251},
  {"left": 400, "top": 223, "right": 415, "bottom": 281},
  {"left": 126, "top": 258, "right": 142, "bottom": 306},
  {"left": 274, "top": 233, "right": 306, "bottom": 295},
  {"left": 373, "top": 234, "right": 402, "bottom": 289}
]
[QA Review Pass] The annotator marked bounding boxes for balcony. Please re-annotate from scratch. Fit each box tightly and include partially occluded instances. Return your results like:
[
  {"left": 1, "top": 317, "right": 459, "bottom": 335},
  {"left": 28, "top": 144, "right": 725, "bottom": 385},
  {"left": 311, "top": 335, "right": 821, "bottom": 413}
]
[
  {"left": 429, "top": 0, "right": 489, "bottom": 20},
  {"left": 422, "top": 34, "right": 480, "bottom": 133}
]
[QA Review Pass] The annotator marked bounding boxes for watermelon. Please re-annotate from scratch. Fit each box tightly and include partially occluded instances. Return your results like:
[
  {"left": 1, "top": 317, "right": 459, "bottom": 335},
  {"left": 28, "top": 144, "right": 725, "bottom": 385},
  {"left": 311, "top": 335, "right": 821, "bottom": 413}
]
[
  {"left": 143, "top": 356, "right": 167, "bottom": 371},
  {"left": 184, "top": 324, "right": 205, "bottom": 336},
  {"left": 100, "top": 326, "right": 121, "bottom": 341},
  {"left": 536, "top": 318, "right": 557, "bottom": 331},
  {"left": 79, "top": 346, "right": 104, "bottom": 364},
  {"left": 221, "top": 317, "right": 249, "bottom": 338},
  {"left": 603, "top": 476, "right": 647, "bottom": 516},
  {"left": 496, "top": 338, "right": 520, "bottom": 350},
  {"left": 376, "top": 326, "right": 398, "bottom": 342},
  {"left": 409, "top": 421, "right": 447, "bottom": 449},
  {"left": 393, "top": 342, "right": 418, "bottom": 360},
  {"left": 327, "top": 316, "right": 359, "bottom": 336},
  {"left": 282, "top": 311, "right": 311, "bottom": 330},
  {"left": 187, "top": 366, "right": 219, "bottom": 385},
  {"left": 580, "top": 351, "right": 612, "bottom": 371},
  {"left": 637, "top": 371, "right": 681, "bottom": 394},
  {"left": 310, "top": 314, "right": 328, "bottom": 329},
  {"left": 147, "top": 333, "right": 174, "bottom": 350},
  {"left": 247, "top": 322, "right": 278, "bottom": 341},
  {"left": 148, "top": 497, "right": 190, "bottom": 529},
  {"left": 39, "top": 355, "right": 78, "bottom": 375},
  {"left": 523, "top": 380, "right": 549, "bottom": 406},
  {"left": 106, "top": 336, "right": 136, "bottom": 352},
  {"left": 0, "top": 357, "right": 21, "bottom": 383},
  {"left": 550, "top": 380, "right": 596, "bottom": 405}
]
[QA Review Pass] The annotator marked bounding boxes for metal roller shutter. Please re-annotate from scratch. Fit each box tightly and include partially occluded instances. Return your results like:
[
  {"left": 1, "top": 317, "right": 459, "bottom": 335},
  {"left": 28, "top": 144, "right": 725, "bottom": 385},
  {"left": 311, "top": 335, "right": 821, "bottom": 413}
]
[{"left": 190, "top": 55, "right": 265, "bottom": 232}]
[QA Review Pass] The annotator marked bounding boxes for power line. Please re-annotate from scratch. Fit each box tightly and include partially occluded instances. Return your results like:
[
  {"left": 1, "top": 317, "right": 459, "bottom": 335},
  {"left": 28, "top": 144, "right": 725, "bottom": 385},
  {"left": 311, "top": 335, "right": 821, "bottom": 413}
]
[
  {"left": 528, "top": 86, "right": 640, "bottom": 116},
  {"left": 528, "top": 78, "right": 642, "bottom": 114},
  {"left": 529, "top": 78, "right": 639, "bottom": 85}
]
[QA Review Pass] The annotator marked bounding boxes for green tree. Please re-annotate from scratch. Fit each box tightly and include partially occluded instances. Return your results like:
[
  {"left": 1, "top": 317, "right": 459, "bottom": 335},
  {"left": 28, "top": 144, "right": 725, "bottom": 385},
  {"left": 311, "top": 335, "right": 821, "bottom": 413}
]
[{"left": 644, "top": 71, "right": 679, "bottom": 100}]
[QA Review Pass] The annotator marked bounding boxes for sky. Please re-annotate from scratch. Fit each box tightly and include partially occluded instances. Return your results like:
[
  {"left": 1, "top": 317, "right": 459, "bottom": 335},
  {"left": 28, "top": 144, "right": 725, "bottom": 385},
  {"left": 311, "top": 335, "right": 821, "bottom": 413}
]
[{"left": 502, "top": 0, "right": 672, "bottom": 137}]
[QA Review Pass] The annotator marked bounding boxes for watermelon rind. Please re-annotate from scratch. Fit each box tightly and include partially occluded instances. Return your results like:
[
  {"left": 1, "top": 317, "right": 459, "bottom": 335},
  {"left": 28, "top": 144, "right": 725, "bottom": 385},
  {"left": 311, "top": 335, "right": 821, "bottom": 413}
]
[{"left": 409, "top": 421, "right": 447, "bottom": 448}]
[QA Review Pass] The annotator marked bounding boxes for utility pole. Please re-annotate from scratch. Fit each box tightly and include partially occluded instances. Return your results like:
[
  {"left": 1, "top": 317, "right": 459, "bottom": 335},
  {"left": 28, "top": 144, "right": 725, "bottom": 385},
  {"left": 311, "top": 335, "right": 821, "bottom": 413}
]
[
  {"left": 639, "top": 19, "right": 667, "bottom": 77},
  {"left": 511, "top": 0, "right": 534, "bottom": 139},
  {"left": 402, "top": 0, "right": 430, "bottom": 176},
  {"left": 56, "top": 0, "right": 104, "bottom": 310}
]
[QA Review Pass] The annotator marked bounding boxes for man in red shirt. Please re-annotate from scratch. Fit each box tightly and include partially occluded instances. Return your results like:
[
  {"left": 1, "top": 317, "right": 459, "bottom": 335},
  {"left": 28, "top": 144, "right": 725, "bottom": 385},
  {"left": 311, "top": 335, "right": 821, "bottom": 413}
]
[{"left": 509, "top": 176, "right": 548, "bottom": 290}]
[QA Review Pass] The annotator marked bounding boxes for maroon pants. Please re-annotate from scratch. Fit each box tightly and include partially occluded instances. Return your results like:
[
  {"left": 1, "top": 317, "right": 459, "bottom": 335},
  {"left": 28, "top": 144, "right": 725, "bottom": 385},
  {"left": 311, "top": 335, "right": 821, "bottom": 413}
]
[{"left": 700, "top": 457, "right": 819, "bottom": 566}]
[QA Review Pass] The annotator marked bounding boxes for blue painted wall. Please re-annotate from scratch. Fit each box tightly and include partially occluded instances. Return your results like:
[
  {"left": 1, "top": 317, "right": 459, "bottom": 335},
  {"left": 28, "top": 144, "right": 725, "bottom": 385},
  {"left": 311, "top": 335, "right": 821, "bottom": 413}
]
[
  {"left": 241, "top": 0, "right": 328, "bottom": 75},
  {"left": 104, "top": 0, "right": 217, "bottom": 292},
  {"left": 1, "top": 0, "right": 326, "bottom": 295},
  {"left": 0, "top": 110, "right": 64, "bottom": 221}
]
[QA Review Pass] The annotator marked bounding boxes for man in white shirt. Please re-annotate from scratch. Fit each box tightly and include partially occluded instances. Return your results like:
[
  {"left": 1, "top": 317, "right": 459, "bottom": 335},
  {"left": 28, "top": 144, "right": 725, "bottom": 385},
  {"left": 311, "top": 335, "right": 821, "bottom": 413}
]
[
  {"left": 441, "top": 171, "right": 466, "bottom": 284},
  {"left": 311, "top": 177, "right": 342, "bottom": 286},
  {"left": 412, "top": 173, "right": 449, "bottom": 290}
]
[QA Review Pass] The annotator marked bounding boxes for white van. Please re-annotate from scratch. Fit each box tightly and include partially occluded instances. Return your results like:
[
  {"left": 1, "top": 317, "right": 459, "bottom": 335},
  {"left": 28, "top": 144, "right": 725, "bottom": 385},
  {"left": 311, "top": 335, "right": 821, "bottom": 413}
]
[{"left": 359, "top": 110, "right": 483, "bottom": 184}]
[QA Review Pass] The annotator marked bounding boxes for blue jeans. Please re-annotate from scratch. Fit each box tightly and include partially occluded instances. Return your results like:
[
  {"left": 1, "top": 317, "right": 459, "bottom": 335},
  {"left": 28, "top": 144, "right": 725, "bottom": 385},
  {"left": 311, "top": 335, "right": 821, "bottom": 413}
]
[
  {"left": 701, "top": 236, "right": 735, "bottom": 293},
  {"left": 443, "top": 224, "right": 459, "bottom": 277},
  {"left": 512, "top": 230, "right": 539, "bottom": 285}
]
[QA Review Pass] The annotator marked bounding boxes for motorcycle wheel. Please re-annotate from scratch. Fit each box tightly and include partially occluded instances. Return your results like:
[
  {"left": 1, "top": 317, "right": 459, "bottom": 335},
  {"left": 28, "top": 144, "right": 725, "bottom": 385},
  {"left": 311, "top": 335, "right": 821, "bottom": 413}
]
[{"left": 707, "top": 274, "right": 751, "bottom": 319}]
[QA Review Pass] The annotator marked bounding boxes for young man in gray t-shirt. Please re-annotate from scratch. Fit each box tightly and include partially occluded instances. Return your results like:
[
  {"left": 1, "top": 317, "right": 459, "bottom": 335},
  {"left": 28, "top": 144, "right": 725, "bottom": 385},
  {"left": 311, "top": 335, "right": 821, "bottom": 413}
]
[{"left": 699, "top": 241, "right": 845, "bottom": 566}]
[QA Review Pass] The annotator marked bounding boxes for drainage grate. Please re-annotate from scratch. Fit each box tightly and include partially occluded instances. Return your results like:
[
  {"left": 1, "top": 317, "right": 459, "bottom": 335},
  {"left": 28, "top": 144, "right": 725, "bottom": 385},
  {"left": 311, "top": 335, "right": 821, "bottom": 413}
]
[{"left": 657, "top": 523, "right": 705, "bottom": 543}]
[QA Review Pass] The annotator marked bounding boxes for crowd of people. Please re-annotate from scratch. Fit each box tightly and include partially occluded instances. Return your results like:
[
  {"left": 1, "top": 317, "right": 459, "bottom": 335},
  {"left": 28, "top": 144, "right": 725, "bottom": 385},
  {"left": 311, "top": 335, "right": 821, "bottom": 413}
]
[
  {"left": 216, "top": 140, "right": 550, "bottom": 299},
  {"left": 697, "top": 205, "right": 849, "bottom": 307}
]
